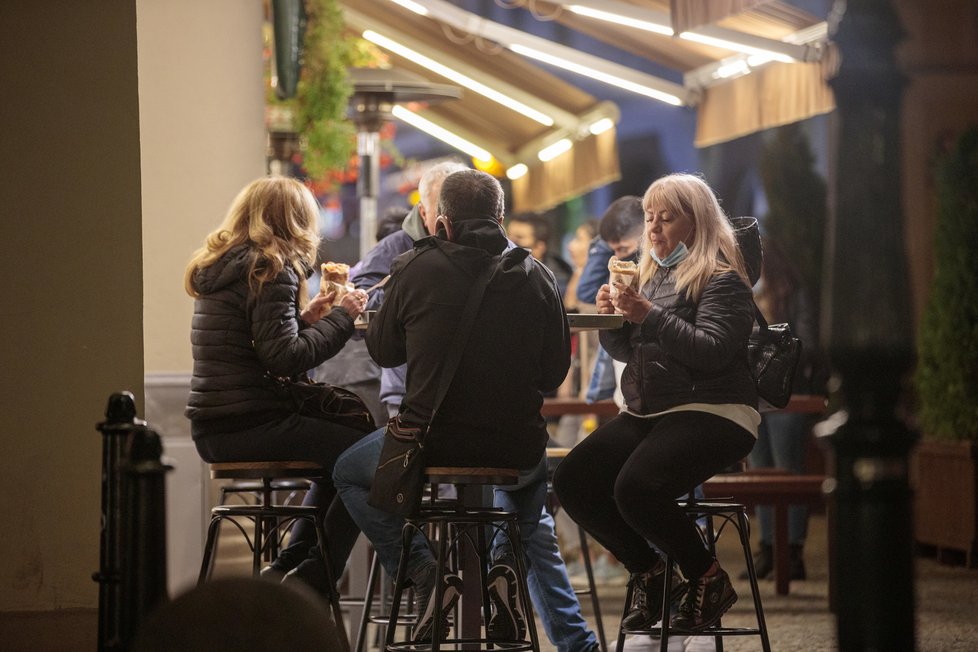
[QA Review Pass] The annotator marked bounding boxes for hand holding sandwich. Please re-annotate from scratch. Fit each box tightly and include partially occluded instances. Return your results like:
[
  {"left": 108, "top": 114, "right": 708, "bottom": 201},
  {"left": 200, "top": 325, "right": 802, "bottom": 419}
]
[{"left": 597, "top": 281, "right": 651, "bottom": 324}]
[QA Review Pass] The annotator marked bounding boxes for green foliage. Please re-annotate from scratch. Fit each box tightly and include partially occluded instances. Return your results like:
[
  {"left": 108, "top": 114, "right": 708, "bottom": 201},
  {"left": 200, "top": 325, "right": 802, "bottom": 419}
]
[
  {"left": 914, "top": 126, "right": 978, "bottom": 441},
  {"left": 293, "top": 0, "right": 355, "bottom": 182},
  {"left": 758, "top": 123, "right": 827, "bottom": 300}
]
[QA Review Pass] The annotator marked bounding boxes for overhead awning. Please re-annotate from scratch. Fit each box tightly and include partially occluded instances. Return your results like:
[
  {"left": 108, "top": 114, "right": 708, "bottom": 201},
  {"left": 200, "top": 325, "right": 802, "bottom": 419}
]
[
  {"left": 340, "top": 0, "right": 622, "bottom": 213},
  {"left": 338, "top": 0, "right": 834, "bottom": 210}
]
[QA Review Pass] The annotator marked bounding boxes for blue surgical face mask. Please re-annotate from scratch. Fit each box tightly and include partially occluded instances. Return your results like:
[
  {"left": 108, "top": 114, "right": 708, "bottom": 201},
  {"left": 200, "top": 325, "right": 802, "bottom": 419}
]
[{"left": 651, "top": 241, "right": 689, "bottom": 267}]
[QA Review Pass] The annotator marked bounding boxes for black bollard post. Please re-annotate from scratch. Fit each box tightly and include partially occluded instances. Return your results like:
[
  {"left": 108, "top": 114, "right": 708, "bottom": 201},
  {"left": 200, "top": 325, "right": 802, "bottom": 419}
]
[
  {"left": 94, "top": 392, "right": 144, "bottom": 652},
  {"left": 822, "top": 1, "right": 917, "bottom": 650},
  {"left": 119, "top": 424, "right": 173, "bottom": 646}
]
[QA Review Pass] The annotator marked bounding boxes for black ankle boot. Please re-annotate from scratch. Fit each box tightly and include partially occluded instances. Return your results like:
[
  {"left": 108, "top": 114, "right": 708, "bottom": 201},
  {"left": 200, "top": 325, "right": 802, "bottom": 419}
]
[
  {"left": 740, "top": 543, "right": 773, "bottom": 580},
  {"left": 790, "top": 544, "right": 807, "bottom": 580}
]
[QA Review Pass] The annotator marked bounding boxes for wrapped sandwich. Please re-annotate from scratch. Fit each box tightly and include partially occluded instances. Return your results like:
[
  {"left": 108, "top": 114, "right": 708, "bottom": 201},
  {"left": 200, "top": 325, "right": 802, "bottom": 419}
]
[
  {"left": 319, "top": 262, "right": 354, "bottom": 307},
  {"left": 608, "top": 257, "right": 639, "bottom": 313}
]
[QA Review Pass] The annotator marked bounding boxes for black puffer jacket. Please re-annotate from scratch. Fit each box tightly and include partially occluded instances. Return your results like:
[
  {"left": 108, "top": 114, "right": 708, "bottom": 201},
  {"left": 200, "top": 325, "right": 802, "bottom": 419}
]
[
  {"left": 600, "top": 218, "right": 761, "bottom": 415},
  {"left": 185, "top": 245, "right": 356, "bottom": 437},
  {"left": 366, "top": 219, "right": 571, "bottom": 469}
]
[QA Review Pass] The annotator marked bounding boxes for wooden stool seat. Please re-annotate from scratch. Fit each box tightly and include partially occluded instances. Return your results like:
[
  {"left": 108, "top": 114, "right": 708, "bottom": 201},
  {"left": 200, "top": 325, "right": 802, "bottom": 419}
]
[
  {"left": 425, "top": 466, "right": 520, "bottom": 486},
  {"left": 210, "top": 460, "right": 325, "bottom": 480},
  {"left": 199, "top": 460, "right": 349, "bottom": 651}
]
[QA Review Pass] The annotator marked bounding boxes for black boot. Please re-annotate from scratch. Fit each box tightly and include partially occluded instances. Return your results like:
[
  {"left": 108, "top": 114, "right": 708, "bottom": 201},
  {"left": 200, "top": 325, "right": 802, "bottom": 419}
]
[
  {"left": 740, "top": 543, "right": 773, "bottom": 580},
  {"left": 790, "top": 544, "right": 807, "bottom": 580}
]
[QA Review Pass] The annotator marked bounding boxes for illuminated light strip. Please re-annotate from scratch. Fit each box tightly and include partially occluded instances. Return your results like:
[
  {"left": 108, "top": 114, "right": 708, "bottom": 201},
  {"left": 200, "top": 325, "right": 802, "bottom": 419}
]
[
  {"left": 714, "top": 59, "right": 750, "bottom": 79},
  {"left": 363, "top": 31, "right": 555, "bottom": 126},
  {"left": 391, "top": 105, "right": 493, "bottom": 162},
  {"left": 389, "top": 0, "right": 428, "bottom": 15},
  {"left": 567, "top": 5, "right": 672, "bottom": 36},
  {"left": 588, "top": 117, "right": 614, "bottom": 135},
  {"left": 506, "top": 163, "right": 529, "bottom": 180},
  {"left": 538, "top": 138, "right": 572, "bottom": 162},
  {"left": 510, "top": 44, "right": 684, "bottom": 106},
  {"left": 679, "top": 32, "right": 795, "bottom": 64}
]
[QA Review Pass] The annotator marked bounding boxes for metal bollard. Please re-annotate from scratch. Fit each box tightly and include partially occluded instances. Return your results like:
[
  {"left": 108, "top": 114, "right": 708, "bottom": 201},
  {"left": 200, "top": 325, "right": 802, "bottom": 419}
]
[
  {"left": 119, "top": 423, "right": 173, "bottom": 645},
  {"left": 94, "top": 392, "right": 143, "bottom": 651}
]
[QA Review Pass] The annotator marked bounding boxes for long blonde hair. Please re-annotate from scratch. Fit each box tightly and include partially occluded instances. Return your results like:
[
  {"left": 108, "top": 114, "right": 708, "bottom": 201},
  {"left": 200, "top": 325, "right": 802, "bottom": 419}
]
[
  {"left": 639, "top": 173, "right": 749, "bottom": 302},
  {"left": 184, "top": 177, "right": 321, "bottom": 304}
]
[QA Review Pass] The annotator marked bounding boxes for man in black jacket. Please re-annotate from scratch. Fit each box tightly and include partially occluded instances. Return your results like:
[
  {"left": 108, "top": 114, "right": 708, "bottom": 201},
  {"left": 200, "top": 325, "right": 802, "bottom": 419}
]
[{"left": 333, "top": 170, "right": 579, "bottom": 643}]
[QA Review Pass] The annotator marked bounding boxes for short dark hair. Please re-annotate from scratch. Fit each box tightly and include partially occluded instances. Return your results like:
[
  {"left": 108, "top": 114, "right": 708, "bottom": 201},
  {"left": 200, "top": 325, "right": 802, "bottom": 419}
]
[
  {"left": 507, "top": 213, "right": 549, "bottom": 243},
  {"left": 598, "top": 196, "right": 644, "bottom": 242},
  {"left": 438, "top": 169, "right": 504, "bottom": 222}
]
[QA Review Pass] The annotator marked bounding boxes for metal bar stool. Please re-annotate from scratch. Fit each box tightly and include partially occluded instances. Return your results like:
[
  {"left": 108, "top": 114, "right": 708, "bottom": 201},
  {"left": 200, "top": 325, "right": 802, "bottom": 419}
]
[
  {"left": 546, "top": 447, "right": 608, "bottom": 652},
  {"left": 616, "top": 492, "right": 771, "bottom": 652},
  {"left": 198, "top": 461, "right": 350, "bottom": 652},
  {"left": 384, "top": 467, "right": 541, "bottom": 652}
]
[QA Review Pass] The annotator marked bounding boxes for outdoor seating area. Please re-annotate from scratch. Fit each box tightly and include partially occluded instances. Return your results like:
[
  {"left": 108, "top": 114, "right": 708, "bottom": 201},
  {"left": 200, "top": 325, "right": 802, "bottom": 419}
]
[{"left": 5, "top": 1, "right": 978, "bottom": 651}]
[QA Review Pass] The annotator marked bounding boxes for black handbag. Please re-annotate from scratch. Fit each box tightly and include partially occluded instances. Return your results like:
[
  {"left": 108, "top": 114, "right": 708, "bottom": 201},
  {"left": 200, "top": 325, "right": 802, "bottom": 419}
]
[
  {"left": 367, "top": 262, "right": 496, "bottom": 518},
  {"left": 270, "top": 373, "right": 377, "bottom": 433},
  {"left": 748, "top": 304, "right": 802, "bottom": 410}
]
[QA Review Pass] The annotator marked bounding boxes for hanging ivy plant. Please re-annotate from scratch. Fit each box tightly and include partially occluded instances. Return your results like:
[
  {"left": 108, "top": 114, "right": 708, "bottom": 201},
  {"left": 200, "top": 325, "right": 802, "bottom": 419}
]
[{"left": 292, "top": 0, "right": 355, "bottom": 181}]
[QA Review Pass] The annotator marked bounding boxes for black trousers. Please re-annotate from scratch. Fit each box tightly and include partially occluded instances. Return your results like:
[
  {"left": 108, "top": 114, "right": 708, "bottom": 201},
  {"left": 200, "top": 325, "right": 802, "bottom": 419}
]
[
  {"left": 553, "top": 410, "right": 754, "bottom": 579},
  {"left": 194, "top": 412, "right": 368, "bottom": 578}
]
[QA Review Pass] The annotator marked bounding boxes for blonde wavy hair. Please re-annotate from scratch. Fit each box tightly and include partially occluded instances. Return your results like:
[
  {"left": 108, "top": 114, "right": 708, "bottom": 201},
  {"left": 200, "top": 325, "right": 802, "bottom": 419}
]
[
  {"left": 184, "top": 176, "right": 321, "bottom": 305},
  {"left": 639, "top": 173, "right": 749, "bottom": 302}
]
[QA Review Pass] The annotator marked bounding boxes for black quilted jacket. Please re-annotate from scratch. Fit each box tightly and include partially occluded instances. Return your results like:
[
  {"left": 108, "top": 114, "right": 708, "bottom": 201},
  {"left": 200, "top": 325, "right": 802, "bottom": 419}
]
[
  {"left": 185, "top": 245, "right": 356, "bottom": 437},
  {"left": 600, "top": 218, "right": 761, "bottom": 415}
]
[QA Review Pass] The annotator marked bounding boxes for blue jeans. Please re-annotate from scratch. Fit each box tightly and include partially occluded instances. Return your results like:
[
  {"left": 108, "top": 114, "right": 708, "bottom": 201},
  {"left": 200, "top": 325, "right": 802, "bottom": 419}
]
[
  {"left": 748, "top": 412, "right": 811, "bottom": 546},
  {"left": 333, "top": 430, "right": 597, "bottom": 652},
  {"left": 493, "top": 457, "right": 598, "bottom": 652}
]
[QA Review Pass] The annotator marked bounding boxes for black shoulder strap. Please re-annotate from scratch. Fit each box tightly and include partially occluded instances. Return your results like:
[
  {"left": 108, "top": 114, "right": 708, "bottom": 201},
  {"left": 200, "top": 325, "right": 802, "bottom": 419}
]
[
  {"left": 753, "top": 301, "right": 769, "bottom": 331},
  {"left": 429, "top": 259, "right": 496, "bottom": 421}
]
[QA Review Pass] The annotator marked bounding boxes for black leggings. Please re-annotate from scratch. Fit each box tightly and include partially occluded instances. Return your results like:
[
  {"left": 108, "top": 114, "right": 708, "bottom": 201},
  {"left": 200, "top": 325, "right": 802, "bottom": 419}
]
[{"left": 553, "top": 411, "right": 755, "bottom": 579}]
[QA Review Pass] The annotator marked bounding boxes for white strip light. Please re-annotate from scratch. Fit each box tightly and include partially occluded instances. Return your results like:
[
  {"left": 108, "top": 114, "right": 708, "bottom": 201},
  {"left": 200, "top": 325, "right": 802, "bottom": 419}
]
[
  {"left": 389, "top": 0, "right": 428, "bottom": 15},
  {"left": 363, "top": 30, "right": 554, "bottom": 126},
  {"left": 538, "top": 138, "right": 572, "bottom": 162},
  {"left": 510, "top": 43, "right": 684, "bottom": 106},
  {"left": 588, "top": 117, "right": 614, "bottom": 135},
  {"left": 391, "top": 105, "right": 493, "bottom": 162},
  {"left": 568, "top": 3, "right": 797, "bottom": 64},
  {"left": 567, "top": 5, "right": 672, "bottom": 36},
  {"left": 679, "top": 32, "right": 794, "bottom": 64},
  {"left": 506, "top": 163, "right": 529, "bottom": 180}
]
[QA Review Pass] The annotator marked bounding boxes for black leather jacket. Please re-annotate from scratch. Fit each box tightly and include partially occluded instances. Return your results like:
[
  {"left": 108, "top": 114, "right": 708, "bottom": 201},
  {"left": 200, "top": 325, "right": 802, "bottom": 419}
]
[{"left": 599, "top": 219, "right": 761, "bottom": 415}]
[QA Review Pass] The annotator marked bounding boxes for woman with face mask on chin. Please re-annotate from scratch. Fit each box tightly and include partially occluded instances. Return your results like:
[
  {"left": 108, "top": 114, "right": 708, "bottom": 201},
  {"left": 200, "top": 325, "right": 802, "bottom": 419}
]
[{"left": 553, "top": 173, "right": 762, "bottom": 635}]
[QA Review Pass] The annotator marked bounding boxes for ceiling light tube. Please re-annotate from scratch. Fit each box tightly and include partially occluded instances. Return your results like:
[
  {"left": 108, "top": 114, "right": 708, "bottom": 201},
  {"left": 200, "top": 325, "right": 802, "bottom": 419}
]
[
  {"left": 506, "top": 163, "right": 529, "bottom": 180},
  {"left": 363, "top": 30, "right": 555, "bottom": 126},
  {"left": 679, "top": 32, "right": 795, "bottom": 64},
  {"left": 392, "top": 105, "right": 493, "bottom": 162},
  {"left": 538, "top": 138, "right": 572, "bottom": 162},
  {"left": 510, "top": 44, "right": 684, "bottom": 106},
  {"left": 714, "top": 60, "right": 750, "bottom": 79},
  {"left": 567, "top": 5, "right": 672, "bottom": 36},
  {"left": 588, "top": 117, "right": 614, "bottom": 135},
  {"left": 388, "top": 0, "right": 428, "bottom": 15}
]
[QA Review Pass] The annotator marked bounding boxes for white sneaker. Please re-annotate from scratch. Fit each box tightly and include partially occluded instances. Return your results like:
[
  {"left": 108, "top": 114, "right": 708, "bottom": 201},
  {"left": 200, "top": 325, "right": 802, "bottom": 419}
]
[
  {"left": 683, "top": 635, "right": 719, "bottom": 651},
  {"left": 610, "top": 635, "right": 685, "bottom": 652}
]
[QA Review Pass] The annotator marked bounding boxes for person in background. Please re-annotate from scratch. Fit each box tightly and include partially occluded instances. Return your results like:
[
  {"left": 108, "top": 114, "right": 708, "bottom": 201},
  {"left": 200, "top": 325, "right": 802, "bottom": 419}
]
[
  {"left": 744, "top": 236, "right": 825, "bottom": 581},
  {"left": 376, "top": 204, "right": 410, "bottom": 241},
  {"left": 554, "top": 173, "right": 761, "bottom": 634},
  {"left": 563, "top": 219, "right": 599, "bottom": 312},
  {"left": 575, "top": 197, "right": 646, "bottom": 406},
  {"left": 507, "top": 212, "right": 575, "bottom": 297},
  {"left": 352, "top": 166, "right": 599, "bottom": 651},
  {"left": 184, "top": 176, "right": 369, "bottom": 597}
]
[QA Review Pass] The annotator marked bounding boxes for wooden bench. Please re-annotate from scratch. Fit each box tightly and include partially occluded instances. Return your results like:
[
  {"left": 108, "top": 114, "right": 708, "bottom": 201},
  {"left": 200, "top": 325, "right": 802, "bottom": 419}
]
[
  {"left": 540, "top": 398, "right": 619, "bottom": 417},
  {"left": 703, "top": 472, "right": 830, "bottom": 598}
]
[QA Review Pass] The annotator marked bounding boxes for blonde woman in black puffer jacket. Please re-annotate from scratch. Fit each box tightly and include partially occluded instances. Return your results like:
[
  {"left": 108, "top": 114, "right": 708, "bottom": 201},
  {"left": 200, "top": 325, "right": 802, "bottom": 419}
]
[
  {"left": 184, "top": 176, "right": 368, "bottom": 595},
  {"left": 555, "top": 173, "right": 762, "bottom": 634}
]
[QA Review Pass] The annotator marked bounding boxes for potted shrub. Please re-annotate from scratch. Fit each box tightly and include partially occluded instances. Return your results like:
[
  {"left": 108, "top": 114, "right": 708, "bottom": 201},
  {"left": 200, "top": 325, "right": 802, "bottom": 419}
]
[{"left": 911, "top": 125, "right": 978, "bottom": 567}]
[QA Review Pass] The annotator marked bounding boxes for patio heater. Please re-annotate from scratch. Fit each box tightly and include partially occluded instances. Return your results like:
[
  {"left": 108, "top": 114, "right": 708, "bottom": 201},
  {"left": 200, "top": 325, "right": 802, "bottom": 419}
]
[{"left": 347, "top": 68, "right": 460, "bottom": 259}]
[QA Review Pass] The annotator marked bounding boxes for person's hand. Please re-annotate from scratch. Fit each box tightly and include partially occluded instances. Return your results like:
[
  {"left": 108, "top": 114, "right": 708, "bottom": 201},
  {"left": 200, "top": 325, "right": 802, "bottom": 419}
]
[
  {"left": 596, "top": 284, "right": 615, "bottom": 314},
  {"left": 300, "top": 290, "right": 336, "bottom": 325},
  {"left": 338, "top": 289, "right": 368, "bottom": 319},
  {"left": 612, "top": 281, "right": 652, "bottom": 324}
]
